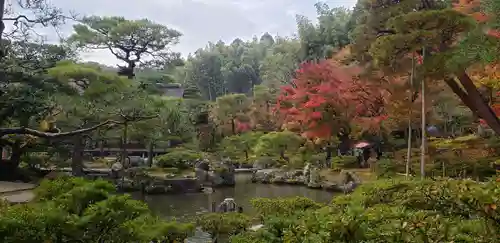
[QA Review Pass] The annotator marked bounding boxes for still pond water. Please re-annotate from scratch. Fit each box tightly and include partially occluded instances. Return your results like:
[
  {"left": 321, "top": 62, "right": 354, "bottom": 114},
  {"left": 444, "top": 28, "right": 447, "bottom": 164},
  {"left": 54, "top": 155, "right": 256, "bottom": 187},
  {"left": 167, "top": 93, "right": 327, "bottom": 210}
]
[{"left": 135, "top": 173, "right": 335, "bottom": 242}]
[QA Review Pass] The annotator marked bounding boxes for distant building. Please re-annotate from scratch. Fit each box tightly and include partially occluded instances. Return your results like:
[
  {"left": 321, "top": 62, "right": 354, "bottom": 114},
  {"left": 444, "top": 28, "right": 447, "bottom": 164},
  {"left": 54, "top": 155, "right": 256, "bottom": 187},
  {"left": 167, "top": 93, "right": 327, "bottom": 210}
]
[{"left": 156, "top": 83, "right": 184, "bottom": 97}]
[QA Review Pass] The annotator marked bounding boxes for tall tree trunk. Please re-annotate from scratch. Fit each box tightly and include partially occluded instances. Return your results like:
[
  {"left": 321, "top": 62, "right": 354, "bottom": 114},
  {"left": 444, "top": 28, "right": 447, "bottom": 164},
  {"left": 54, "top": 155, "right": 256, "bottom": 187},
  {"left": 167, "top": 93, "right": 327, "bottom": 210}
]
[
  {"left": 121, "top": 122, "right": 129, "bottom": 167},
  {"left": 1, "top": 145, "right": 6, "bottom": 159},
  {"left": 406, "top": 54, "right": 415, "bottom": 179},
  {"left": 208, "top": 83, "right": 213, "bottom": 101},
  {"left": 71, "top": 135, "right": 84, "bottom": 176},
  {"left": 325, "top": 142, "right": 333, "bottom": 168},
  {"left": 406, "top": 108, "right": 413, "bottom": 178},
  {"left": 0, "top": 142, "right": 25, "bottom": 181},
  {"left": 9, "top": 141, "right": 23, "bottom": 168},
  {"left": 443, "top": 77, "right": 480, "bottom": 119},
  {"left": 147, "top": 141, "right": 154, "bottom": 167},
  {"left": 231, "top": 119, "right": 235, "bottom": 135},
  {"left": 453, "top": 71, "right": 500, "bottom": 135},
  {"left": 99, "top": 139, "right": 105, "bottom": 158},
  {"left": 420, "top": 48, "right": 427, "bottom": 179},
  {"left": 280, "top": 149, "right": 289, "bottom": 162},
  {"left": 0, "top": 0, "right": 5, "bottom": 43},
  {"left": 421, "top": 77, "right": 427, "bottom": 179}
]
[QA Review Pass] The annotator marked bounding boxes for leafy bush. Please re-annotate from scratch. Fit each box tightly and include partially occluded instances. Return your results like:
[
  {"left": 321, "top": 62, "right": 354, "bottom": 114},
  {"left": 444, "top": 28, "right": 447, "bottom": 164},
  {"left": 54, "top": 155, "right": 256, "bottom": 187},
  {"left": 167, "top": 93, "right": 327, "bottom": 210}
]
[
  {"left": 331, "top": 155, "right": 358, "bottom": 169},
  {"left": 146, "top": 167, "right": 180, "bottom": 175},
  {"left": 252, "top": 156, "right": 282, "bottom": 169},
  {"left": 289, "top": 155, "right": 307, "bottom": 169},
  {"left": 21, "top": 152, "right": 54, "bottom": 168},
  {"left": 219, "top": 132, "right": 264, "bottom": 162},
  {"left": 253, "top": 131, "right": 304, "bottom": 160},
  {"left": 392, "top": 147, "right": 496, "bottom": 179},
  {"left": 196, "top": 213, "right": 251, "bottom": 241},
  {"left": 2, "top": 177, "right": 194, "bottom": 243},
  {"left": 232, "top": 179, "right": 500, "bottom": 242},
  {"left": 155, "top": 148, "right": 203, "bottom": 169},
  {"left": 251, "top": 197, "right": 323, "bottom": 219},
  {"left": 375, "top": 158, "right": 399, "bottom": 178}
]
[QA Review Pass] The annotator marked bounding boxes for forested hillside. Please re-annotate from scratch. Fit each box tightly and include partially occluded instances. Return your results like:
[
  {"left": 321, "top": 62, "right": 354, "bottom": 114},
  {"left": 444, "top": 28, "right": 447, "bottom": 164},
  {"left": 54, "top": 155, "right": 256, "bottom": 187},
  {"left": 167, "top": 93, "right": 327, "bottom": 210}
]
[{"left": 148, "top": 3, "right": 353, "bottom": 100}]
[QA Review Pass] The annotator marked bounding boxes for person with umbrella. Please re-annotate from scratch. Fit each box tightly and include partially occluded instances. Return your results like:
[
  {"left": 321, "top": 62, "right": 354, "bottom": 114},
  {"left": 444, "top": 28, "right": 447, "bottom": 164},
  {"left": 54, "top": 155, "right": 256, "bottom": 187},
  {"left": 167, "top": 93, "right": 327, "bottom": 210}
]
[{"left": 354, "top": 141, "right": 371, "bottom": 168}]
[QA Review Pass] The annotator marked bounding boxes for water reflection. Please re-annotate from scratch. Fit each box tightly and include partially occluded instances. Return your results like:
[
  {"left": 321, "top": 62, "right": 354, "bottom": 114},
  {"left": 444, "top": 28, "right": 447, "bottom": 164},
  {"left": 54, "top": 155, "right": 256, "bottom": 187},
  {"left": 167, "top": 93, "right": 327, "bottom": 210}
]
[{"left": 141, "top": 174, "right": 335, "bottom": 220}]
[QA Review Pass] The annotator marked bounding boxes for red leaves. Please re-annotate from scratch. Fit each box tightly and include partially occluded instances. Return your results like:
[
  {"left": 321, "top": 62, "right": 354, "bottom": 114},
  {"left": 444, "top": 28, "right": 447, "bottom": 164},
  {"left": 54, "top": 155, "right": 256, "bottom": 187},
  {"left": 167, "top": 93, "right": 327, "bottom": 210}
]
[
  {"left": 235, "top": 120, "right": 251, "bottom": 133},
  {"left": 277, "top": 60, "right": 387, "bottom": 139},
  {"left": 415, "top": 52, "right": 424, "bottom": 65},
  {"left": 487, "top": 29, "right": 500, "bottom": 38},
  {"left": 310, "top": 111, "right": 322, "bottom": 119},
  {"left": 453, "top": 0, "right": 500, "bottom": 39}
]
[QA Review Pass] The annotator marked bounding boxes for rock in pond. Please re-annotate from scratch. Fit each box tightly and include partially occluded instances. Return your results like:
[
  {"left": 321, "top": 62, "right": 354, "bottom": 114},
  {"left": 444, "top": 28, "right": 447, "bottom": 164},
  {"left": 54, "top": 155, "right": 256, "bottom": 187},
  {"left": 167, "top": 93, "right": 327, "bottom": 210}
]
[
  {"left": 251, "top": 166, "right": 363, "bottom": 193},
  {"left": 200, "top": 159, "right": 236, "bottom": 187}
]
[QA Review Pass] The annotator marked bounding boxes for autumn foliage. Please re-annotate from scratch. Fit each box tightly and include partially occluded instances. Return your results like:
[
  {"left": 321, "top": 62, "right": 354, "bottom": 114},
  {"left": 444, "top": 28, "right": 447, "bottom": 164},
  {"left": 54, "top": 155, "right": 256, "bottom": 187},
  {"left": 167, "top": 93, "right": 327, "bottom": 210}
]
[
  {"left": 453, "top": 0, "right": 500, "bottom": 38},
  {"left": 276, "top": 60, "right": 387, "bottom": 139}
]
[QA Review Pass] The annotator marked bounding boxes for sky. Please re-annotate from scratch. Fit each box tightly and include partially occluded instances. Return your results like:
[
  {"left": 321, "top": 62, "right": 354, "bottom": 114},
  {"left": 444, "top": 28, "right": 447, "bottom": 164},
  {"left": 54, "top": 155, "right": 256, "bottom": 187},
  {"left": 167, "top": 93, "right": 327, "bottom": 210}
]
[{"left": 9, "top": 0, "right": 357, "bottom": 66}]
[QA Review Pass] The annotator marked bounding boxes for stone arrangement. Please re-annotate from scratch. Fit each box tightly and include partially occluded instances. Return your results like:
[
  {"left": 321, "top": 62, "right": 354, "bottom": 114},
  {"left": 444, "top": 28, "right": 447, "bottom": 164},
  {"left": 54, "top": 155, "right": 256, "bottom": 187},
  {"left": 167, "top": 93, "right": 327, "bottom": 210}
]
[{"left": 251, "top": 163, "right": 361, "bottom": 193}]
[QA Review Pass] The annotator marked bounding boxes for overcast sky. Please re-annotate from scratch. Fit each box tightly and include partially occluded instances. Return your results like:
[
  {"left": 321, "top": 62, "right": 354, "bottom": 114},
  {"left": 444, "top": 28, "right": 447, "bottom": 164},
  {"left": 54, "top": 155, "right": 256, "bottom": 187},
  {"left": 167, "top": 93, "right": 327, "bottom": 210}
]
[{"left": 21, "top": 0, "right": 356, "bottom": 65}]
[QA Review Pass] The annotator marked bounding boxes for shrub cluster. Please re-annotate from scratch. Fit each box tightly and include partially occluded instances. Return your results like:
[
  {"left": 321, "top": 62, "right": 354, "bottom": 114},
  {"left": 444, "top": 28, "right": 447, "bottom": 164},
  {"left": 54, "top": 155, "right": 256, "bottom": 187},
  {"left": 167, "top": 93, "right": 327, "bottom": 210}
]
[{"left": 0, "top": 177, "right": 194, "bottom": 243}]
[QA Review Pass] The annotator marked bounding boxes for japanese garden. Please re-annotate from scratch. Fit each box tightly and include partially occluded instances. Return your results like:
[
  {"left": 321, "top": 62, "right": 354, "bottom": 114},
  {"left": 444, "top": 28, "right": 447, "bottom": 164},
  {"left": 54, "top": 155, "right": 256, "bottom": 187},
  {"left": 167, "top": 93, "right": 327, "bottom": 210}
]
[{"left": 0, "top": 0, "right": 500, "bottom": 242}]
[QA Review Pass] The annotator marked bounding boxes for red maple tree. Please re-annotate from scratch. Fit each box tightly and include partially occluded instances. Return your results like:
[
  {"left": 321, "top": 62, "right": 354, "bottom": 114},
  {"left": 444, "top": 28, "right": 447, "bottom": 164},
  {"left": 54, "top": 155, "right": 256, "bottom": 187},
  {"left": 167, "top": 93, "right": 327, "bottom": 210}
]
[
  {"left": 453, "top": 0, "right": 500, "bottom": 38},
  {"left": 276, "top": 60, "right": 387, "bottom": 139}
]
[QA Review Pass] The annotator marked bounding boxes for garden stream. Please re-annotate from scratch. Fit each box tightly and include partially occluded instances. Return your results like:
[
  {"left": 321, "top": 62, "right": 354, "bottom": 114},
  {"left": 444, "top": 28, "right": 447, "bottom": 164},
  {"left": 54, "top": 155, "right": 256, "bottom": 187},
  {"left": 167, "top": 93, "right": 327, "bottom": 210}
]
[{"left": 134, "top": 173, "right": 335, "bottom": 242}]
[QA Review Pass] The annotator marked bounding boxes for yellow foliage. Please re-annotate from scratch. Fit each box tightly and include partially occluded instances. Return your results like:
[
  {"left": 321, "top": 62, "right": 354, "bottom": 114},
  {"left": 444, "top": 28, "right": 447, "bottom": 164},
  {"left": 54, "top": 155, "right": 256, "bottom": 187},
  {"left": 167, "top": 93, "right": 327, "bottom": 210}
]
[
  {"left": 468, "top": 63, "right": 500, "bottom": 90},
  {"left": 429, "top": 135, "right": 483, "bottom": 150}
]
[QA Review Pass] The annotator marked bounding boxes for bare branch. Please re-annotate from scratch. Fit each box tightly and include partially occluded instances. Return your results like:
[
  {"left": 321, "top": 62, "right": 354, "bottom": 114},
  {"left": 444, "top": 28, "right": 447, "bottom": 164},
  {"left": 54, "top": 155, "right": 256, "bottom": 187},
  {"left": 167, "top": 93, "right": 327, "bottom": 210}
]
[{"left": 3, "top": 15, "right": 47, "bottom": 23}]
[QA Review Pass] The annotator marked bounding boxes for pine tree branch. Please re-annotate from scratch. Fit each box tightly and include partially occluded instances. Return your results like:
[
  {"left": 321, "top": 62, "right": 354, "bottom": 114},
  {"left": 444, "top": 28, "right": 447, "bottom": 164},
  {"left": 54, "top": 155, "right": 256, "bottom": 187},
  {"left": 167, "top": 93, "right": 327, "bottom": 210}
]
[{"left": 0, "top": 119, "right": 119, "bottom": 138}]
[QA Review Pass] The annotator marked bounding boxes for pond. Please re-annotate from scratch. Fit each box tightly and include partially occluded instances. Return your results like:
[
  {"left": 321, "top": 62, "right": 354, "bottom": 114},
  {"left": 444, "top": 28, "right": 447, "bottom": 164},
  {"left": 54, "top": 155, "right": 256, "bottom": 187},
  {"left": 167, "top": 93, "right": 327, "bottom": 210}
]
[{"left": 135, "top": 173, "right": 336, "bottom": 242}]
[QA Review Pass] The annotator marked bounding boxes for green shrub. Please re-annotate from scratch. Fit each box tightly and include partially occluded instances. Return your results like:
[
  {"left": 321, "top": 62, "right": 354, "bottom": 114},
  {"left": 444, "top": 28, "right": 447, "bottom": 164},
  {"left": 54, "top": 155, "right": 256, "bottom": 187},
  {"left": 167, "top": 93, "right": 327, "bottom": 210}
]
[
  {"left": 375, "top": 158, "right": 399, "bottom": 178},
  {"left": 155, "top": 148, "right": 203, "bottom": 169},
  {"left": 251, "top": 197, "right": 323, "bottom": 219},
  {"left": 145, "top": 167, "right": 181, "bottom": 175},
  {"left": 331, "top": 155, "right": 358, "bottom": 169},
  {"left": 253, "top": 156, "right": 281, "bottom": 168},
  {"left": 253, "top": 131, "right": 304, "bottom": 160},
  {"left": 232, "top": 179, "right": 500, "bottom": 242},
  {"left": 219, "top": 132, "right": 264, "bottom": 162},
  {"left": 2, "top": 177, "right": 194, "bottom": 243},
  {"left": 196, "top": 213, "right": 251, "bottom": 241},
  {"left": 290, "top": 152, "right": 327, "bottom": 168},
  {"left": 21, "top": 152, "right": 52, "bottom": 168},
  {"left": 288, "top": 156, "right": 306, "bottom": 169}
]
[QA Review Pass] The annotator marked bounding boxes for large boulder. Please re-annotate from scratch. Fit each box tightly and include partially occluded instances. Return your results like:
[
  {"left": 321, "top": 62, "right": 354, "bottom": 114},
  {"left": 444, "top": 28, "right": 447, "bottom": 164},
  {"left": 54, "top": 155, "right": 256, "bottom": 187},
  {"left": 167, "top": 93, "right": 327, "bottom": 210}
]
[
  {"left": 216, "top": 198, "right": 238, "bottom": 212},
  {"left": 195, "top": 168, "right": 210, "bottom": 184},
  {"left": 210, "top": 161, "right": 236, "bottom": 187},
  {"left": 116, "top": 178, "right": 140, "bottom": 192},
  {"left": 306, "top": 167, "right": 322, "bottom": 189},
  {"left": 110, "top": 162, "right": 124, "bottom": 179},
  {"left": 195, "top": 159, "right": 210, "bottom": 171},
  {"left": 194, "top": 159, "right": 211, "bottom": 185},
  {"left": 251, "top": 169, "right": 279, "bottom": 183}
]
